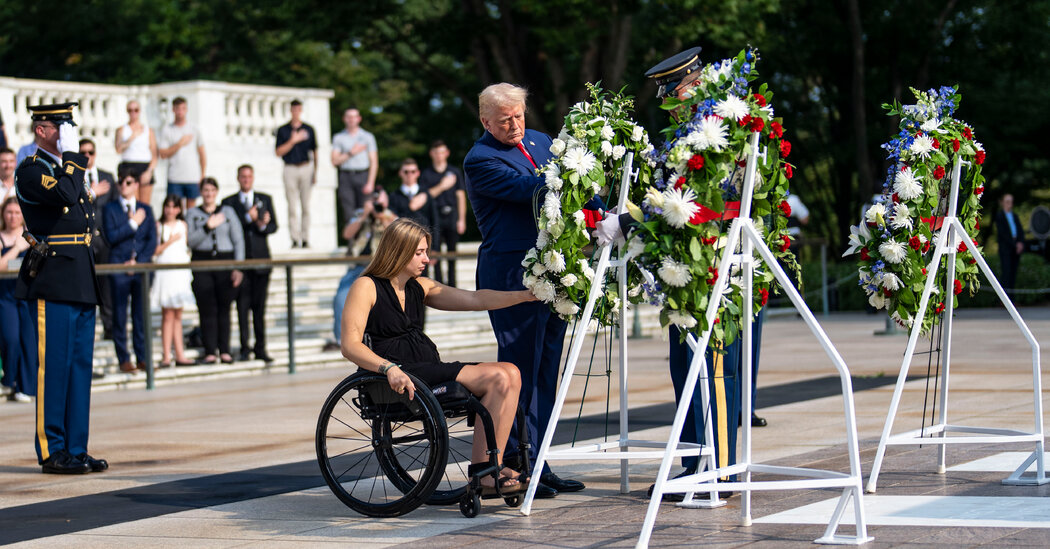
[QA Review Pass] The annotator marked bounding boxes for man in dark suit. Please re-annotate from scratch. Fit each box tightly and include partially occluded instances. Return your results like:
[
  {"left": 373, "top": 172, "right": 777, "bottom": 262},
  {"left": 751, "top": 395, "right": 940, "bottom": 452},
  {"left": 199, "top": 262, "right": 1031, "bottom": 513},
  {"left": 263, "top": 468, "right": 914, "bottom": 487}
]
[
  {"left": 222, "top": 164, "right": 277, "bottom": 362},
  {"left": 463, "top": 82, "right": 584, "bottom": 499},
  {"left": 15, "top": 102, "right": 107, "bottom": 474},
  {"left": 79, "top": 138, "right": 118, "bottom": 339},
  {"left": 995, "top": 193, "right": 1025, "bottom": 296},
  {"left": 103, "top": 170, "right": 157, "bottom": 373}
]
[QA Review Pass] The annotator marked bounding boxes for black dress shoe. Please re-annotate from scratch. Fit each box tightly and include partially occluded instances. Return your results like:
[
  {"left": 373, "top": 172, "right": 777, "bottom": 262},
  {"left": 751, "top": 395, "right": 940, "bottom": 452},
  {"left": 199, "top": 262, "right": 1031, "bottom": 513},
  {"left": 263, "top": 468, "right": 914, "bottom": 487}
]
[
  {"left": 540, "top": 471, "right": 585, "bottom": 492},
  {"left": 256, "top": 352, "right": 275, "bottom": 364},
  {"left": 42, "top": 450, "right": 90, "bottom": 475},
  {"left": 238, "top": 350, "right": 252, "bottom": 361},
  {"left": 75, "top": 453, "right": 109, "bottom": 472},
  {"left": 751, "top": 413, "right": 768, "bottom": 427},
  {"left": 534, "top": 482, "right": 558, "bottom": 499}
]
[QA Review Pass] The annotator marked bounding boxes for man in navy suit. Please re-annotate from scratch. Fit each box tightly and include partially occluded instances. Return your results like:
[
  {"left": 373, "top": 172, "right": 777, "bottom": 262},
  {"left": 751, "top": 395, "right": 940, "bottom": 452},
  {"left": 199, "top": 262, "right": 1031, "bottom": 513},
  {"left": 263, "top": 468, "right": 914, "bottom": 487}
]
[
  {"left": 103, "top": 170, "right": 156, "bottom": 373},
  {"left": 79, "top": 138, "right": 118, "bottom": 340},
  {"left": 463, "top": 82, "right": 584, "bottom": 499},
  {"left": 995, "top": 193, "right": 1024, "bottom": 297}
]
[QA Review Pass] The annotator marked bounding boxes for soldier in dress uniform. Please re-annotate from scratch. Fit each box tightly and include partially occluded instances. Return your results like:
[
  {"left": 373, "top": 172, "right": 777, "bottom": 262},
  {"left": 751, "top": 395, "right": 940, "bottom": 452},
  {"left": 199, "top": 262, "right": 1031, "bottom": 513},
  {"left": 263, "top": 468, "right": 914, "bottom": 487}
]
[{"left": 14, "top": 102, "right": 107, "bottom": 474}]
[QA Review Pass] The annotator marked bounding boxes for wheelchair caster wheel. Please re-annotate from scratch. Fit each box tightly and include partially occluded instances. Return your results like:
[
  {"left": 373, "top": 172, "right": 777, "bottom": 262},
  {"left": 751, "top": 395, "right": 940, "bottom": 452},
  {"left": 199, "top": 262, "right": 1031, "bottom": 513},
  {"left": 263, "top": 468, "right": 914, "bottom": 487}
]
[
  {"left": 460, "top": 492, "right": 481, "bottom": 518},
  {"left": 504, "top": 494, "right": 523, "bottom": 508}
]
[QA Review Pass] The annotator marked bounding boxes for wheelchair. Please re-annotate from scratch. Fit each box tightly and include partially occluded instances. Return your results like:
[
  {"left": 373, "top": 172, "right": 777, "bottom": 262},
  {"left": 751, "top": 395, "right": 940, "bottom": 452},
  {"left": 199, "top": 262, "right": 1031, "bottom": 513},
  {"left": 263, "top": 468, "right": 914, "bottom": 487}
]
[{"left": 315, "top": 370, "right": 531, "bottom": 518}]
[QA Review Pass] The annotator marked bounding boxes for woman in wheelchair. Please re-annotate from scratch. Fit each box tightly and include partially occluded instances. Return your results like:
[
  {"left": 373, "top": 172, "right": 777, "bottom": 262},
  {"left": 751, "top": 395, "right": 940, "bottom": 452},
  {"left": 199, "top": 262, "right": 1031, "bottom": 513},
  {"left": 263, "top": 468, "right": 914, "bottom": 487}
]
[{"left": 341, "top": 217, "right": 535, "bottom": 494}]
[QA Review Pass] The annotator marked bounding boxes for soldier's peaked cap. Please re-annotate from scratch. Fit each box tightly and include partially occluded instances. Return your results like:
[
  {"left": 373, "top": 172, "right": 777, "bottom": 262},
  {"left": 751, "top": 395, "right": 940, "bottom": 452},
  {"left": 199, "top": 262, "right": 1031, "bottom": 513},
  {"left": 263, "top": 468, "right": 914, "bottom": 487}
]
[
  {"left": 28, "top": 102, "right": 79, "bottom": 126},
  {"left": 645, "top": 47, "right": 702, "bottom": 98}
]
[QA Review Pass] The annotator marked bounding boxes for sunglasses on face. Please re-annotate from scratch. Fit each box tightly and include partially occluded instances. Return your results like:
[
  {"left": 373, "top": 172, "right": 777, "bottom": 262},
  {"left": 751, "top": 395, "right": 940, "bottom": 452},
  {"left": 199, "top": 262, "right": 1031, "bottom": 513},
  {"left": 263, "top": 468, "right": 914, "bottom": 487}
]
[{"left": 81, "top": 149, "right": 95, "bottom": 156}]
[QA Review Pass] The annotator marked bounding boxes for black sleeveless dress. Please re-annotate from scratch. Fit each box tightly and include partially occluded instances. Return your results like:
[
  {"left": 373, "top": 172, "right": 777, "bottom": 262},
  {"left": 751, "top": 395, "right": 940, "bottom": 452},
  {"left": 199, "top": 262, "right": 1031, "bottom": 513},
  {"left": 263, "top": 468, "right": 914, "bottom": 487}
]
[{"left": 364, "top": 275, "right": 472, "bottom": 386}]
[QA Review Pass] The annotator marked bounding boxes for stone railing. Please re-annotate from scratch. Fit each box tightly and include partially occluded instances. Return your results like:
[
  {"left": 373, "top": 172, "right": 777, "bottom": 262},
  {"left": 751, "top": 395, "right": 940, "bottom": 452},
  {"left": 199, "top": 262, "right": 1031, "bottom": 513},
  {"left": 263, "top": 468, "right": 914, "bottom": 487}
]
[{"left": 0, "top": 77, "right": 336, "bottom": 253}]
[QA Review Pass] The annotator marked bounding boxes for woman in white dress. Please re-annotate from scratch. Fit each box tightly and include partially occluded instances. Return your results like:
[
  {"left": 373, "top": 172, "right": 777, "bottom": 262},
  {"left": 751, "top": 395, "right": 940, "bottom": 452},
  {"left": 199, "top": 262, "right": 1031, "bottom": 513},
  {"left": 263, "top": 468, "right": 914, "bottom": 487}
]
[
  {"left": 114, "top": 99, "right": 158, "bottom": 204},
  {"left": 152, "top": 195, "right": 196, "bottom": 367}
]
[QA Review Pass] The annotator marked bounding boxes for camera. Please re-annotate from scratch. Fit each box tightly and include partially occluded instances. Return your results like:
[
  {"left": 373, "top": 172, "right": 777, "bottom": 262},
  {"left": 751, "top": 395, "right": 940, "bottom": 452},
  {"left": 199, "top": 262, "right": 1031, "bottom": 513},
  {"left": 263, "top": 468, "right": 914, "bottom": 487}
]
[{"left": 370, "top": 192, "right": 385, "bottom": 213}]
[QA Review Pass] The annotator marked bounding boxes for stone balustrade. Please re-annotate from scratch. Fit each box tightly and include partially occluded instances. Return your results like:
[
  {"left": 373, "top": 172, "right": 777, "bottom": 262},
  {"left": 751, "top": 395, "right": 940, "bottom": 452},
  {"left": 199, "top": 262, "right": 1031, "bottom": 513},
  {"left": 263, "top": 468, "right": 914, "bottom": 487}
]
[{"left": 0, "top": 77, "right": 336, "bottom": 252}]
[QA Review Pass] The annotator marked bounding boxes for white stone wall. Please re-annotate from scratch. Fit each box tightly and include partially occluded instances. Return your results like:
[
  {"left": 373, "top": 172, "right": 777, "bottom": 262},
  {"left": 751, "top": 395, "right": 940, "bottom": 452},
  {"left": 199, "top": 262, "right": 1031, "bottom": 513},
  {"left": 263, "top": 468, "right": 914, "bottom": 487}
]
[{"left": 0, "top": 77, "right": 336, "bottom": 253}]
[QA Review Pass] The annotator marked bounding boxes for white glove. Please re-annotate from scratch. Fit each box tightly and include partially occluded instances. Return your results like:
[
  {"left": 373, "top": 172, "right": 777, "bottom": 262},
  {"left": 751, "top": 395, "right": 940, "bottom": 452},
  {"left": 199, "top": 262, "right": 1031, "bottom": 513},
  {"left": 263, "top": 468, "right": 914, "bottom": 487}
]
[
  {"left": 595, "top": 212, "right": 625, "bottom": 247},
  {"left": 57, "top": 123, "right": 80, "bottom": 154}
]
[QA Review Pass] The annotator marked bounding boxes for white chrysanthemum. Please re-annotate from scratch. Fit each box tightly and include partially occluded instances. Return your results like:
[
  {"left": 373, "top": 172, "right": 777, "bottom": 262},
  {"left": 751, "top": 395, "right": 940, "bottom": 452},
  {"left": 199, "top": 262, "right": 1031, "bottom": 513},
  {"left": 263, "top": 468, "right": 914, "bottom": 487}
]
[
  {"left": 532, "top": 278, "right": 557, "bottom": 303},
  {"left": 657, "top": 257, "right": 692, "bottom": 287},
  {"left": 893, "top": 169, "right": 923, "bottom": 201},
  {"left": 524, "top": 248, "right": 538, "bottom": 262},
  {"left": 890, "top": 203, "right": 913, "bottom": 231},
  {"left": 531, "top": 262, "right": 546, "bottom": 276},
  {"left": 554, "top": 298, "right": 580, "bottom": 317},
  {"left": 572, "top": 210, "right": 585, "bottom": 224},
  {"left": 562, "top": 147, "right": 597, "bottom": 177},
  {"left": 697, "top": 115, "right": 729, "bottom": 151},
  {"left": 632, "top": 126, "right": 644, "bottom": 142},
  {"left": 523, "top": 274, "right": 538, "bottom": 289},
  {"left": 612, "top": 145, "right": 626, "bottom": 160},
  {"left": 909, "top": 135, "right": 935, "bottom": 160},
  {"left": 579, "top": 258, "right": 595, "bottom": 280},
  {"left": 535, "top": 230, "right": 550, "bottom": 249},
  {"left": 880, "top": 272, "right": 903, "bottom": 291},
  {"left": 865, "top": 202, "right": 888, "bottom": 225},
  {"left": 645, "top": 187, "right": 665, "bottom": 209},
  {"left": 600, "top": 125, "right": 614, "bottom": 140},
  {"left": 542, "top": 191, "right": 562, "bottom": 222},
  {"left": 544, "top": 250, "right": 566, "bottom": 273},
  {"left": 660, "top": 187, "right": 700, "bottom": 228},
  {"left": 667, "top": 310, "right": 698, "bottom": 329},
  {"left": 919, "top": 119, "right": 943, "bottom": 133},
  {"left": 713, "top": 94, "right": 749, "bottom": 121},
  {"left": 600, "top": 141, "right": 613, "bottom": 158},
  {"left": 560, "top": 273, "right": 578, "bottom": 288},
  {"left": 625, "top": 236, "right": 646, "bottom": 261},
  {"left": 879, "top": 240, "right": 907, "bottom": 264},
  {"left": 545, "top": 169, "right": 562, "bottom": 191},
  {"left": 868, "top": 292, "right": 887, "bottom": 310},
  {"left": 891, "top": 310, "right": 912, "bottom": 328},
  {"left": 549, "top": 138, "right": 566, "bottom": 156}
]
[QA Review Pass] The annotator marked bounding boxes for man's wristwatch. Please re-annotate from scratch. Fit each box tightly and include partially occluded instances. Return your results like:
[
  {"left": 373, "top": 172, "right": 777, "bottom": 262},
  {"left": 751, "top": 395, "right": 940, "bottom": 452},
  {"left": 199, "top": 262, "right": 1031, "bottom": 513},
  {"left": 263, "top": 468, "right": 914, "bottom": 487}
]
[{"left": 379, "top": 362, "right": 400, "bottom": 375}]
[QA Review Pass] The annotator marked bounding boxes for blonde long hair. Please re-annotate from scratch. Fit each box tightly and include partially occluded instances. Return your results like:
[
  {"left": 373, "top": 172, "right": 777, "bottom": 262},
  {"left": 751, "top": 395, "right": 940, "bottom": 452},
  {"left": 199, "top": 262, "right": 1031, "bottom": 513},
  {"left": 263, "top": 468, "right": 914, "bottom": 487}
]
[{"left": 361, "top": 217, "right": 432, "bottom": 280}]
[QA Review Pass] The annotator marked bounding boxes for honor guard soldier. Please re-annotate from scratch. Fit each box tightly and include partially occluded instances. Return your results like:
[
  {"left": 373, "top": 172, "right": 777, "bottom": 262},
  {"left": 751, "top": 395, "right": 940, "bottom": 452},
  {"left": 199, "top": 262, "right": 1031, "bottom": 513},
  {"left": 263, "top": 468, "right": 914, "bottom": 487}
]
[{"left": 14, "top": 102, "right": 108, "bottom": 474}]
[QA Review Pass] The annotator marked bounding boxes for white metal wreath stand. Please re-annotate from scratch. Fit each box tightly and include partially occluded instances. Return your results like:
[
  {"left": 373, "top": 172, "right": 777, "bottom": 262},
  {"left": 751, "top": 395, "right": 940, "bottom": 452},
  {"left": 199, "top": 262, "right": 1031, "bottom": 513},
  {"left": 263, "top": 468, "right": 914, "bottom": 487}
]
[
  {"left": 638, "top": 133, "right": 872, "bottom": 547},
  {"left": 865, "top": 156, "right": 1046, "bottom": 493},
  {"left": 520, "top": 151, "right": 724, "bottom": 517}
]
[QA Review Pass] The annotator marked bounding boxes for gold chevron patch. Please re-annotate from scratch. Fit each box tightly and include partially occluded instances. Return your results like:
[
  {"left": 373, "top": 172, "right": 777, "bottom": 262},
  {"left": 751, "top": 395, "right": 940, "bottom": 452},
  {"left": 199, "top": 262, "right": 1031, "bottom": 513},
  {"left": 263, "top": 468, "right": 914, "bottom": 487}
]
[{"left": 41, "top": 174, "right": 57, "bottom": 189}]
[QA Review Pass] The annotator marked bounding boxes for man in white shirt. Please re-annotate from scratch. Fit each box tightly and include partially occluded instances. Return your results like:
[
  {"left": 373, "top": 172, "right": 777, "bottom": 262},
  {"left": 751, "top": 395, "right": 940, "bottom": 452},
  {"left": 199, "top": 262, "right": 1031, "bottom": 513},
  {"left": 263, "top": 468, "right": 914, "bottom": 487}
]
[
  {"left": 331, "top": 108, "right": 378, "bottom": 227},
  {"left": 0, "top": 147, "right": 15, "bottom": 202},
  {"left": 158, "top": 97, "right": 206, "bottom": 209}
]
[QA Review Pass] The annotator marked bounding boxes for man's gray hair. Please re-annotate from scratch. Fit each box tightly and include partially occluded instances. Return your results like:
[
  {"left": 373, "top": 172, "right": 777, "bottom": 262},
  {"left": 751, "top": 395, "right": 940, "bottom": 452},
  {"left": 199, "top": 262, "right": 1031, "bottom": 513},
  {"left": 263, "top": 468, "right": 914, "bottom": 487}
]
[{"left": 478, "top": 83, "right": 528, "bottom": 120}]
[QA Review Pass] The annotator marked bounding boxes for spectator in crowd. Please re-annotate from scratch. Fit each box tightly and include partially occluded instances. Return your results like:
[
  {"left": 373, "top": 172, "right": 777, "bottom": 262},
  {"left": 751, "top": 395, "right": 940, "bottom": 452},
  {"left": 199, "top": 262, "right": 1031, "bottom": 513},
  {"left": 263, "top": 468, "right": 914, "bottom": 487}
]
[
  {"left": 151, "top": 195, "right": 196, "bottom": 367},
  {"left": 103, "top": 171, "right": 157, "bottom": 373},
  {"left": 114, "top": 100, "right": 158, "bottom": 204},
  {"left": 995, "top": 193, "right": 1025, "bottom": 296},
  {"left": 222, "top": 165, "right": 277, "bottom": 363},
  {"left": 388, "top": 158, "right": 435, "bottom": 229},
  {"left": 0, "top": 197, "right": 32, "bottom": 402},
  {"left": 274, "top": 99, "right": 317, "bottom": 249},
  {"left": 324, "top": 188, "right": 397, "bottom": 352},
  {"left": 1, "top": 147, "right": 16, "bottom": 202},
  {"left": 80, "top": 139, "right": 118, "bottom": 340},
  {"left": 420, "top": 140, "right": 467, "bottom": 287},
  {"left": 0, "top": 111, "right": 6, "bottom": 148},
  {"left": 15, "top": 140, "right": 37, "bottom": 166},
  {"left": 331, "top": 107, "right": 378, "bottom": 229},
  {"left": 186, "top": 177, "right": 244, "bottom": 365},
  {"left": 159, "top": 97, "right": 206, "bottom": 210}
]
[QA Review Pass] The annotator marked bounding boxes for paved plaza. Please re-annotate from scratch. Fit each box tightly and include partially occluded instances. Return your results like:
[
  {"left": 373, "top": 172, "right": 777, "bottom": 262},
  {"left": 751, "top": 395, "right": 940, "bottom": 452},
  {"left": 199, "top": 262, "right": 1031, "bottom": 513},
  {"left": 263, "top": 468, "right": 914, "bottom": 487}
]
[{"left": 3, "top": 308, "right": 1050, "bottom": 547}]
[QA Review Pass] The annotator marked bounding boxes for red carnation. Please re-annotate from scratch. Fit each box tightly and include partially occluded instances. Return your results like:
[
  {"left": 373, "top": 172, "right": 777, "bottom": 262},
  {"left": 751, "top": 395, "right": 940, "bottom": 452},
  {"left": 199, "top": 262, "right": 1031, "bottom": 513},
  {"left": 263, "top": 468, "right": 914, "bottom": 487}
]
[
  {"left": 952, "top": 139, "right": 961, "bottom": 152},
  {"left": 958, "top": 241, "right": 967, "bottom": 253},
  {"left": 892, "top": 193, "right": 900, "bottom": 203},
  {"left": 963, "top": 127, "right": 973, "bottom": 140},
  {"left": 754, "top": 93, "right": 767, "bottom": 107},
  {"left": 883, "top": 288, "right": 892, "bottom": 297},
  {"left": 780, "top": 140, "right": 792, "bottom": 158},
  {"left": 975, "top": 218, "right": 980, "bottom": 230},
  {"left": 713, "top": 317, "right": 720, "bottom": 324},
  {"left": 975, "top": 186, "right": 984, "bottom": 196},
  {"left": 785, "top": 164, "right": 794, "bottom": 179},
  {"left": 922, "top": 242, "right": 931, "bottom": 253},
  {"left": 900, "top": 164, "right": 909, "bottom": 172},
  {"left": 675, "top": 176, "right": 686, "bottom": 189},
  {"left": 969, "top": 258, "right": 977, "bottom": 264},
  {"left": 702, "top": 236, "right": 717, "bottom": 245},
  {"left": 759, "top": 287, "right": 769, "bottom": 306},
  {"left": 932, "top": 138, "right": 941, "bottom": 150},
  {"left": 909, "top": 235, "right": 922, "bottom": 250},
  {"left": 736, "top": 159, "right": 747, "bottom": 168},
  {"left": 921, "top": 267, "right": 927, "bottom": 275},
  {"left": 707, "top": 266, "right": 719, "bottom": 284},
  {"left": 739, "top": 114, "right": 752, "bottom": 127},
  {"left": 688, "top": 154, "right": 705, "bottom": 171},
  {"left": 954, "top": 279, "right": 963, "bottom": 295},
  {"left": 750, "top": 117, "right": 765, "bottom": 133},
  {"left": 934, "top": 302, "right": 945, "bottom": 314},
  {"left": 779, "top": 200, "right": 791, "bottom": 216},
  {"left": 975, "top": 150, "right": 986, "bottom": 164},
  {"left": 860, "top": 247, "right": 871, "bottom": 260},
  {"left": 933, "top": 165, "right": 946, "bottom": 180},
  {"left": 769, "top": 121, "right": 784, "bottom": 139},
  {"left": 780, "top": 234, "right": 791, "bottom": 252}
]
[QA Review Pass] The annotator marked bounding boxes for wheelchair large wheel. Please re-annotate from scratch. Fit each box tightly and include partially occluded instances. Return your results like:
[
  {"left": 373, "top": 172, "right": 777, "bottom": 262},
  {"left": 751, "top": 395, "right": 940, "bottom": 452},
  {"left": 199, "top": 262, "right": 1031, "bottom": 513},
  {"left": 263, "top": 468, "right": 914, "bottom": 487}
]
[{"left": 316, "top": 372, "right": 448, "bottom": 517}]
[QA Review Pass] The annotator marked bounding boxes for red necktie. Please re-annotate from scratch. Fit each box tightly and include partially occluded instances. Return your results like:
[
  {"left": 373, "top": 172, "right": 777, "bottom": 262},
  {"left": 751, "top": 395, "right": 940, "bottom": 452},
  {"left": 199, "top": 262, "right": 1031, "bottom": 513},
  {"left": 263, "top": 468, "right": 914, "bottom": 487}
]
[{"left": 516, "top": 142, "right": 537, "bottom": 169}]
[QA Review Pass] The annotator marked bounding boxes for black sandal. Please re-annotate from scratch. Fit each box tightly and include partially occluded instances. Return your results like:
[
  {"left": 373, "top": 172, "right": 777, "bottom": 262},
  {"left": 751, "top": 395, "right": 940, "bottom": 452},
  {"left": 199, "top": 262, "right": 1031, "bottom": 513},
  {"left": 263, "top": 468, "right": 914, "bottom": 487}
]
[{"left": 467, "top": 462, "right": 523, "bottom": 495}]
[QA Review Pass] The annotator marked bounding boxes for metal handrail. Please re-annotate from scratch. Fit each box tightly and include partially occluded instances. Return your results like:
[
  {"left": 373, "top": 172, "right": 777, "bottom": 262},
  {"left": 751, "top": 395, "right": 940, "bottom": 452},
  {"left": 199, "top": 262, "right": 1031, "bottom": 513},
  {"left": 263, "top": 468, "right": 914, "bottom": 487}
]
[{"left": 0, "top": 249, "right": 479, "bottom": 389}]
